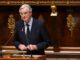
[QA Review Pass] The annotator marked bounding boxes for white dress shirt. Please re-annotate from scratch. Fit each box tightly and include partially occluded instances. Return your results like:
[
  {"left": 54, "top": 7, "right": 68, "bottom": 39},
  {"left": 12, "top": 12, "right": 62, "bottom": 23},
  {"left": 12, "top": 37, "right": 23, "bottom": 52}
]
[{"left": 24, "top": 17, "right": 33, "bottom": 34}]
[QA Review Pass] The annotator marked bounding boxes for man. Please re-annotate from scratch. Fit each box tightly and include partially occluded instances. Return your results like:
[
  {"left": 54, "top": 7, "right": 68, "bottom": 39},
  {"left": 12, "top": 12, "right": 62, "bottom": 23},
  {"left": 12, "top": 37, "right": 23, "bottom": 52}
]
[{"left": 14, "top": 4, "right": 50, "bottom": 55}]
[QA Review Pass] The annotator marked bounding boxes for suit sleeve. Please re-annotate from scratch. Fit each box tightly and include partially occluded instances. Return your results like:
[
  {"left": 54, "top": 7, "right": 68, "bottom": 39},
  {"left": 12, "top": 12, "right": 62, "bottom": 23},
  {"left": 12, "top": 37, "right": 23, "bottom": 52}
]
[
  {"left": 37, "top": 23, "right": 51, "bottom": 50},
  {"left": 13, "top": 23, "right": 20, "bottom": 50}
]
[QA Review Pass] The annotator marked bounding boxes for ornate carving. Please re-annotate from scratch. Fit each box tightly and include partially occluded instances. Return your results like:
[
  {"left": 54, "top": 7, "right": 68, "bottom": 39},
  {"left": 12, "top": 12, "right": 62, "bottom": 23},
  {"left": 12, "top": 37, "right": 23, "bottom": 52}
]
[
  {"left": 8, "top": 14, "right": 15, "bottom": 34},
  {"left": 67, "top": 14, "right": 76, "bottom": 37},
  {"left": 50, "top": 5, "right": 57, "bottom": 16},
  {"left": 0, "top": 1, "right": 80, "bottom": 6}
]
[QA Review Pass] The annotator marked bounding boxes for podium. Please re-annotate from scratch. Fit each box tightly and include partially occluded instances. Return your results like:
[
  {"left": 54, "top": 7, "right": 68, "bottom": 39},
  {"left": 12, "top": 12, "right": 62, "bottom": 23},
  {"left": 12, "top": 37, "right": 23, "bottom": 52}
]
[
  {"left": 0, "top": 46, "right": 46, "bottom": 60},
  {"left": 0, "top": 49, "right": 46, "bottom": 60},
  {"left": 0, "top": 55, "right": 46, "bottom": 60}
]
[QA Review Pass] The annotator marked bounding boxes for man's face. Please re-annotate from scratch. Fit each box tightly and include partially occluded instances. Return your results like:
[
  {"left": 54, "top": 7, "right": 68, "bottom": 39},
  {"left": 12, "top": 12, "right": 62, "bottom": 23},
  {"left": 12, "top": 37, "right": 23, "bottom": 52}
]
[{"left": 19, "top": 8, "right": 32, "bottom": 23}]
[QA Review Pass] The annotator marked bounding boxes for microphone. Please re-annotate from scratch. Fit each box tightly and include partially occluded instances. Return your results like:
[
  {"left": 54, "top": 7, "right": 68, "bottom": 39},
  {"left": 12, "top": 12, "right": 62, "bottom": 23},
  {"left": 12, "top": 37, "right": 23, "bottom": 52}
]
[
  {"left": 26, "top": 45, "right": 33, "bottom": 58},
  {"left": 0, "top": 48, "right": 2, "bottom": 57}
]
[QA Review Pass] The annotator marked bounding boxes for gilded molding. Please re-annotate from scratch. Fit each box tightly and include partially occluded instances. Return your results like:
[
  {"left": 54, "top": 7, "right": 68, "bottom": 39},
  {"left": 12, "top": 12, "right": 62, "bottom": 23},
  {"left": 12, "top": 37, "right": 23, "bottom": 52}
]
[{"left": 0, "top": 1, "right": 80, "bottom": 6}]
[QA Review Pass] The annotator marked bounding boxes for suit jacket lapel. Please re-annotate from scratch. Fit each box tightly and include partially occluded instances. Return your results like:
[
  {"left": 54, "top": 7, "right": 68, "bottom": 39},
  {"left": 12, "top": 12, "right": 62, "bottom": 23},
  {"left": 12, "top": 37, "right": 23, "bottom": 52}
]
[
  {"left": 29, "top": 18, "right": 37, "bottom": 41},
  {"left": 19, "top": 20, "right": 26, "bottom": 40}
]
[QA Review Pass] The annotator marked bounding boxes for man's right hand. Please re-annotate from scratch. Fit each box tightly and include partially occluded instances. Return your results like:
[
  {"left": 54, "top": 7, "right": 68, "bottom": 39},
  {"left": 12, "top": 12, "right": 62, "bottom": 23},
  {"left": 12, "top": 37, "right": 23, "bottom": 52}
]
[{"left": 18, "top": 44, "right": 27, "bottom": 50}]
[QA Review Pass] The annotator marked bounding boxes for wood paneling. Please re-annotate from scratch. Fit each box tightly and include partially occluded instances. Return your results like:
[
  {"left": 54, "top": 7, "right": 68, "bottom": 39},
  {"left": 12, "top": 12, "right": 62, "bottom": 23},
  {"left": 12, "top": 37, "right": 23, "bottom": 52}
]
[{"left": 57, "top": 6, "right": 80, "bottom": 47}]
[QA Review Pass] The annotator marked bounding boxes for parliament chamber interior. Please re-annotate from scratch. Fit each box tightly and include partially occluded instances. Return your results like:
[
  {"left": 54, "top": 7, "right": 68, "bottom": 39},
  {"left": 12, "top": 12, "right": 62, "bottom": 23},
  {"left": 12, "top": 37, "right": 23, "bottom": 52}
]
[{"left": 0, "top": 0, "right": 80, "bottom": 60}]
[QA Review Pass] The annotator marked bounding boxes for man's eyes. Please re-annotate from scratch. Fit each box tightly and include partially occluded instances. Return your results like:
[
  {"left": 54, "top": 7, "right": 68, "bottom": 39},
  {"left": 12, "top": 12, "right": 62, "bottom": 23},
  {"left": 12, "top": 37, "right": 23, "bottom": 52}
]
[{"left": 20, "top": 12, "right": 29, "bottom": 15}]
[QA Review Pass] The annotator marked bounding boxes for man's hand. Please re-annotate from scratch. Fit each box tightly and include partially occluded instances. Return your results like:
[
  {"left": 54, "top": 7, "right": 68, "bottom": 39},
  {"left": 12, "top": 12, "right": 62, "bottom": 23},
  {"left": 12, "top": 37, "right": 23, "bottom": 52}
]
[
  {"left": 26, "top": 44, "right": 37, "bottom": 51},
  {"left": 18, "top": 44, "right": 27, "bottom": 50}
]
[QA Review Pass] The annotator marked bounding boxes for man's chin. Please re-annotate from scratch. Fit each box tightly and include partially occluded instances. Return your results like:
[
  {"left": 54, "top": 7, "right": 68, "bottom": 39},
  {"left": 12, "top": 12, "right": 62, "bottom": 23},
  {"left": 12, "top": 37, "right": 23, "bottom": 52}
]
[{"left": 23, "top": 20, "right": 29, "bottom": 22}]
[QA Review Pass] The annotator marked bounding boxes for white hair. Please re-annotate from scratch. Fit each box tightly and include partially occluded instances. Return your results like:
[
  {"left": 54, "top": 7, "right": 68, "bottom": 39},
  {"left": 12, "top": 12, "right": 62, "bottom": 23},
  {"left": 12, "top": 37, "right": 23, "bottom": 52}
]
[{"left": 19, "top": 4, "right": 32, "bottom": 12}]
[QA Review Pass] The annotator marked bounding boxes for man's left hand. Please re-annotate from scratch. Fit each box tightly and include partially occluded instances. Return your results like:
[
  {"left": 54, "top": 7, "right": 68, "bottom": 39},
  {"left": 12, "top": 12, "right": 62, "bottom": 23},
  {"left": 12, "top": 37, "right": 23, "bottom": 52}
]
[{"left": 26, "top": 44, "right": 38, "bottom": 51}]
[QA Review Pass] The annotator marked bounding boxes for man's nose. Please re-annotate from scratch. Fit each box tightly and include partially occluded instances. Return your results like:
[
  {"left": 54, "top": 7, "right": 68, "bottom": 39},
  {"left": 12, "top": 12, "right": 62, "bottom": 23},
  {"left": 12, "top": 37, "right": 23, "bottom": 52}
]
[{"left": 22, "top": 14, "right": 25, "bottom": 17}]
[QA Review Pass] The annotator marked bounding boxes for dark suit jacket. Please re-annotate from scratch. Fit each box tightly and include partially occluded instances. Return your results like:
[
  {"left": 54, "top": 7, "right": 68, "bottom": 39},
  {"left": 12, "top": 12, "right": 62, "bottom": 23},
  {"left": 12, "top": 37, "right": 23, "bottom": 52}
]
[{"left": 14, "top": 18, "right": 50, "bottom": 55}]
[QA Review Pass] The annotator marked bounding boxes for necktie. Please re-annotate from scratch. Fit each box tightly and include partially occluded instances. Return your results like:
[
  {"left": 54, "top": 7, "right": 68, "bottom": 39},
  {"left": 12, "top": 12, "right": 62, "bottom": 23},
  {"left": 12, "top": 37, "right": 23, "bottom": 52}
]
[{"left": 26, "top": 23, "right": 30, "bottom": 44}]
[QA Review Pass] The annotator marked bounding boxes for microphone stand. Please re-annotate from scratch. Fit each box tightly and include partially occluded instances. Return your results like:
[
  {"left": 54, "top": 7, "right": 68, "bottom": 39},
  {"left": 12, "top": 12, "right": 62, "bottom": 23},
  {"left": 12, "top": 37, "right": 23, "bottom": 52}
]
[
  {"left": 27, "top": 45, "right": 33, "bottom": 58},
  {"left": 25, "top": 39, "right": 33, "bottom": 58},
  {"left": 30, "top": 50, "right": 33, "bottom": 58},
  {"left": 0, "top": 47, "right": 2, "bottom": 57}
]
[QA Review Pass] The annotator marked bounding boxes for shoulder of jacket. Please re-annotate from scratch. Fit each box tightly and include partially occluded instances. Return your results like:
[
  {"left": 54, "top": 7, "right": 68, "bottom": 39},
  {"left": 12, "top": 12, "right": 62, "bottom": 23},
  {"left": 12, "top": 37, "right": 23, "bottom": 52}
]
[
  {"left": 16, "top": 20, "right": 23, "bottom": 24},
  {"left": 33, "top": 18, "right": 44, "bottom": 25}
]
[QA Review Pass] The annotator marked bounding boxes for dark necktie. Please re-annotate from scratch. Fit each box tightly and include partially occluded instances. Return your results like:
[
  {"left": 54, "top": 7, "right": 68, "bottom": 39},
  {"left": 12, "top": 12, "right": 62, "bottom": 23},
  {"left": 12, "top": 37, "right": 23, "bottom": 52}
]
[{"left": 26, "top": 23, "right": 30, "bottom": 44}]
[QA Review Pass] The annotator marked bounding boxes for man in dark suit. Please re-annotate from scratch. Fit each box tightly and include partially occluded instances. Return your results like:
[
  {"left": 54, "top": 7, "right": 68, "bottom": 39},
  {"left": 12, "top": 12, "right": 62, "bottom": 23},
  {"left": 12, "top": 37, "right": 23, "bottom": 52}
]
[{"left": 14, "top": 4, "right": 50, "bottom": 55}]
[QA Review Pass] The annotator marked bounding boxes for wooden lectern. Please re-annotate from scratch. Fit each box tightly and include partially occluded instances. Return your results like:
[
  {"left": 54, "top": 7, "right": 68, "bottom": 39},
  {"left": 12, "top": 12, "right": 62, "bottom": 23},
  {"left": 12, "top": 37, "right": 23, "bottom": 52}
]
[
  {"left": 0, "top": 51, "right": 45, "bottom": 60},
  {"left": 0, "top": 46, "right": 46, "bottom": 60},
  {"left": 0, "top": 55, "right": 46, "bottom": 60}
]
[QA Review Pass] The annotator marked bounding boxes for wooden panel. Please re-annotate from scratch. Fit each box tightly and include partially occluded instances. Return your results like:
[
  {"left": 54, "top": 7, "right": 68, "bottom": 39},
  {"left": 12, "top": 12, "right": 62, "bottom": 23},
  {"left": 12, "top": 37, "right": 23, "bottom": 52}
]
[
  {"left": 0, "top": 5, "right": 19, "bottom": 46},
  {"left": 56, "top": 6, "right": 80, "bottom": 47}
]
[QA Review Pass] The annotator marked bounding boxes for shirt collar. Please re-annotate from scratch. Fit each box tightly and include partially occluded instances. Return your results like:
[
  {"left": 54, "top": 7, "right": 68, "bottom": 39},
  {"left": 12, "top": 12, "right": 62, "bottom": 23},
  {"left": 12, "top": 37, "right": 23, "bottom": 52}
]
[{"left": 24, "top": 17, "right": 33, "bottom": 26}]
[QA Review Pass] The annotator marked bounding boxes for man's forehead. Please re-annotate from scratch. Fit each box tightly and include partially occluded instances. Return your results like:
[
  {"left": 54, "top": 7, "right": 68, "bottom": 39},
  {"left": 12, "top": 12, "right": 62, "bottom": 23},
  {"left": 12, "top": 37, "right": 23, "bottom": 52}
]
[{"left": 19, "top": 8, "right": 30, "bottom": 12}]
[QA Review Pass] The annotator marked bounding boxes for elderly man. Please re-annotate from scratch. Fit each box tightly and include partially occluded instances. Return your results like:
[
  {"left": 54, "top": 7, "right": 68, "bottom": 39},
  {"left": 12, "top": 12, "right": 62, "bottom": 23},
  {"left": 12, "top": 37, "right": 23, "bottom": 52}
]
[{"left": 14, "top": 4, "right": 50, "bottom": 55}]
